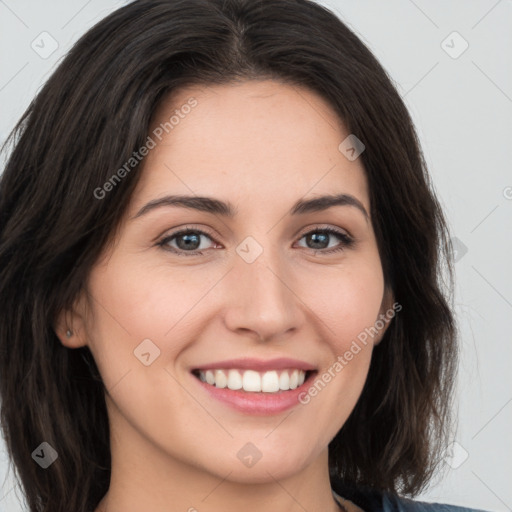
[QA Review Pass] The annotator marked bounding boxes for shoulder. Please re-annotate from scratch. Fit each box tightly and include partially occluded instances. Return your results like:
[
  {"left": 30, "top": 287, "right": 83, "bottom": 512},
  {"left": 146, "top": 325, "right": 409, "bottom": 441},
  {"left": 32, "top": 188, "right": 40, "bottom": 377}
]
[
  {"left": 331, "top": 477, "right": 488, "bottom": 512},
  {"left": 381, "top": 493, "right": 488, "bottom": 512}
]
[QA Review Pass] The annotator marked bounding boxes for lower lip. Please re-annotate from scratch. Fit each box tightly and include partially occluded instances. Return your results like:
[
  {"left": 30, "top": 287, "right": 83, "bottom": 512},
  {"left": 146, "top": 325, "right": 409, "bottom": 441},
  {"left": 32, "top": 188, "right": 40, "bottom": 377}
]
[{"left": 191, "top": 372, "right": 316, "bottom": 415}]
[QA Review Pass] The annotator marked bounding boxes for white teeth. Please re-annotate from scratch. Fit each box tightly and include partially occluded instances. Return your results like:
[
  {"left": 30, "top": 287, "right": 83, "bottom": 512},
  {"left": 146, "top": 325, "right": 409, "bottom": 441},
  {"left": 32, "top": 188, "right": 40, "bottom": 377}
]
[
  {"left": 227, "top": 369, "right": 243, "bottom": 390},
  {"left": 214, "top": 370, "right": 227, "bottom": 388},
  {"left": 278, "top": 371, "right": 290, "bottom": 390},
  {"left": 243, "top": 370, "right": 261, "bottom": 392},
  {"left": 289, "top": 369, "right": 299, "bottom": 389},
  {"left": 196, "top": 368, "right": 308, "bottom": 393},
  {"left": 261, "top": 370, "right": 280, "bottom": 392}
]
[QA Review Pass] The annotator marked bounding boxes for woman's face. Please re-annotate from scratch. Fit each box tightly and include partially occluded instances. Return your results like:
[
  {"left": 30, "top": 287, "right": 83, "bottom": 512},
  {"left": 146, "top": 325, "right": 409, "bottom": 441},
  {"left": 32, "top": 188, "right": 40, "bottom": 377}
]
[{"left": 61, "top": 79, "right": 393, "bottom": 483}]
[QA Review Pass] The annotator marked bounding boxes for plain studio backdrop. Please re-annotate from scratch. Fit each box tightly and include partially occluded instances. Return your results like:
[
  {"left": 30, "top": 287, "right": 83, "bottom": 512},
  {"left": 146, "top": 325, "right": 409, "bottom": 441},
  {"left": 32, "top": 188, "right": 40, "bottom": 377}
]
[{"left": 0, "top": 1, "right": 511, "bottom": 511}]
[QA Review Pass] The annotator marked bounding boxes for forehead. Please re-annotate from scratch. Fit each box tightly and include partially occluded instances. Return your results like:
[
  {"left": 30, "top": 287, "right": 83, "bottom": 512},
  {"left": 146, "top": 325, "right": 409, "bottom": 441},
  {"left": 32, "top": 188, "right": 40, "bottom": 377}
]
[{"left": 131, "top": 79, "right": 369, "bottom": 217}]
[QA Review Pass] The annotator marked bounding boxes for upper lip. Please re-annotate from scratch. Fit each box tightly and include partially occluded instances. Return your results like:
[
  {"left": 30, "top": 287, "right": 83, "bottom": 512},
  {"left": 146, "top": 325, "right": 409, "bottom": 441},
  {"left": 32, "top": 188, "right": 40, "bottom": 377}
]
[{"left": 192, "top": 357, "right": 317, "bottom": 372}]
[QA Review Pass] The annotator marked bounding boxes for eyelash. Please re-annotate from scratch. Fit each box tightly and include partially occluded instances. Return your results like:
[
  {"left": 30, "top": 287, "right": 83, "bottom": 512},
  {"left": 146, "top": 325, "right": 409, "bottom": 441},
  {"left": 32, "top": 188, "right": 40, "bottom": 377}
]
[{"left": 156, "top": 225, "right": 355, "bottom": 257}]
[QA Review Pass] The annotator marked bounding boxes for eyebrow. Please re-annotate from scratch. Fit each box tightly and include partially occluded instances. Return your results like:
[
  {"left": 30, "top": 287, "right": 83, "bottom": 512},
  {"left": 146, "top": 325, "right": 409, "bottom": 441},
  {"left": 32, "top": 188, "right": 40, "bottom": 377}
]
[{"left": 132, "top": 193, "right": 369, "bottom": 221}]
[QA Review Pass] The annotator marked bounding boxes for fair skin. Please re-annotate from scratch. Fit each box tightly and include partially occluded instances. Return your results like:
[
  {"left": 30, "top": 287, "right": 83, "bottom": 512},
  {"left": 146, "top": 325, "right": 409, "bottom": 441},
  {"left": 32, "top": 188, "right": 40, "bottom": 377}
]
[{"left": 56, "top": 79, "right": 393, "bottom": 512}]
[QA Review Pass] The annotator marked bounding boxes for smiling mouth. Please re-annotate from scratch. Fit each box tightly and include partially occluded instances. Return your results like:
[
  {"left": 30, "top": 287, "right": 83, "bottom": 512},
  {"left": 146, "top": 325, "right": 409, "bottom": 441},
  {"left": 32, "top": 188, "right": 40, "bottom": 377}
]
[{"left": 191, "top": 368, "right": 316, "bottom": 393}]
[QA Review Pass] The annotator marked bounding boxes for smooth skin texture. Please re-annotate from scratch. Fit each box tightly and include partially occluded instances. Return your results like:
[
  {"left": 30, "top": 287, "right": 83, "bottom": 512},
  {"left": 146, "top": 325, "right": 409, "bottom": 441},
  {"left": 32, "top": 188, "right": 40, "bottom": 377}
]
[{"left": 56, "top": 79, "right": 394, "bottom": 512}]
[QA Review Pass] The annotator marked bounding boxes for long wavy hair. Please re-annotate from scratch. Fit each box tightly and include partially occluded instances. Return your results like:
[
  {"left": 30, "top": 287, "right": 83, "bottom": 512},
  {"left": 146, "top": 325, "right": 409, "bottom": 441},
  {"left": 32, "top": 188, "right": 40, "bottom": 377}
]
[{"left": 0, "top": 1, "right": 458, "bottom": 511}]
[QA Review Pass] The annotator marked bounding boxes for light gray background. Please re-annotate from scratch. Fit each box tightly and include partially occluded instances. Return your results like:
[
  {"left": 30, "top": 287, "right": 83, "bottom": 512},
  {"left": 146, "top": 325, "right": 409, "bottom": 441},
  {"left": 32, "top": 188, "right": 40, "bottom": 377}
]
[{"left": 0, "top": 1, "right": 511, "bottom": 511}]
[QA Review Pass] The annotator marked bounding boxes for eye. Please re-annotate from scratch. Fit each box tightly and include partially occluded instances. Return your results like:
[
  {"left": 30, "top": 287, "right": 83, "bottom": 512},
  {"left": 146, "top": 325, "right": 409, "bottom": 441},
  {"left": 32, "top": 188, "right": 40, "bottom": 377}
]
[
  {"left": 157, "top": 225, "right": 354, "bottom": 256},
  {"left": 157, "top": 226, "right": 218, "bottom": 256},
  {"left": 295, "top": 227, "right": 354, "bottom": 254}
]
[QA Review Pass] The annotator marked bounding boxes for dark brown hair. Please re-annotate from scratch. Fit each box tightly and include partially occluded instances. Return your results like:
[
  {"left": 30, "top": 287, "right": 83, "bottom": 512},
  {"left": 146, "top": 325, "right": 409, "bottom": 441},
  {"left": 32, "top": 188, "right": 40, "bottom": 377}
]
[{"left": 0, "top": 1, "right": 458, "bottom": 511}]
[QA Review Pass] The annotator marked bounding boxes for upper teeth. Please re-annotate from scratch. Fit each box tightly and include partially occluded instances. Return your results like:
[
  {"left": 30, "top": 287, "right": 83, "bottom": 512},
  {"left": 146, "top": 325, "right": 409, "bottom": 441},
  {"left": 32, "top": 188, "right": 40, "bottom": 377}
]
[{"left": 197, "top": 369, "right": 307, "bottom": 392}]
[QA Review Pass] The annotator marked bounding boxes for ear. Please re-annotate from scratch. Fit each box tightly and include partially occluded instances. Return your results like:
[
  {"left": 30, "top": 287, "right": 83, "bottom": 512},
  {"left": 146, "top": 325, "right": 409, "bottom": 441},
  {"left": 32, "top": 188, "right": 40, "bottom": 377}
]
[
  {"left": 373, "top": 285, "right": 396, "bottom": 346},
  {"left": 53, "top": 289, "right": 89, "bottom": 349}
]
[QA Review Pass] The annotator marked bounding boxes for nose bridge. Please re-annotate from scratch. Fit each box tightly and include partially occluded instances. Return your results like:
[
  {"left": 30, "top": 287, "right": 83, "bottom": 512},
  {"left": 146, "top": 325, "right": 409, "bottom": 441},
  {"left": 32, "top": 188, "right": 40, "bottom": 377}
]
[{"left": 223, "top": 238, "right": 302, "bottom": 340}]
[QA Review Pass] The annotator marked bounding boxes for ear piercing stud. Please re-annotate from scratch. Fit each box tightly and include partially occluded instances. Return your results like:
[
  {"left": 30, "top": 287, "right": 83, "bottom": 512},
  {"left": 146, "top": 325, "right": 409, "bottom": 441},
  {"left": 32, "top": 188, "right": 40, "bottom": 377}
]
[{"left": 66, "top": 329, "right": 73, "bottom": 338}]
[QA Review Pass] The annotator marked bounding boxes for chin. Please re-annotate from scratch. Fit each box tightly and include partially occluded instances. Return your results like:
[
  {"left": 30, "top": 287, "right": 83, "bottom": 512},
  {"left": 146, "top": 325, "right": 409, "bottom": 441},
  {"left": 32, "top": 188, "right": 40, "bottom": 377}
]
[
  {"left": 201, "top": 443, "right": 319, "bottom": 484},
  {"left": 222, "top": 459, "right": 310, "bottom": 484}
]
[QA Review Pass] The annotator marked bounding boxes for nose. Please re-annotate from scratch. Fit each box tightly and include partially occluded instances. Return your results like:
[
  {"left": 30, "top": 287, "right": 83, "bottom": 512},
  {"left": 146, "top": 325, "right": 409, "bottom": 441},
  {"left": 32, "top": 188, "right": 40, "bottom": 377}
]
[{"left": 223, "top": 249, "right": 304, "bottom": 343}]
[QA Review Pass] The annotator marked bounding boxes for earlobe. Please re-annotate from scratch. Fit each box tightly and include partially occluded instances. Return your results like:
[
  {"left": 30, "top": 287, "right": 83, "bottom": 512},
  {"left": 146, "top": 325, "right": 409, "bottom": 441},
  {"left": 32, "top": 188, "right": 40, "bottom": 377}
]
[
  {"left": 54, "top": 313, "right": 87, "bottom": 348},
  {"left": 53, "top": 292, "right": 89, "bottom": 349}
]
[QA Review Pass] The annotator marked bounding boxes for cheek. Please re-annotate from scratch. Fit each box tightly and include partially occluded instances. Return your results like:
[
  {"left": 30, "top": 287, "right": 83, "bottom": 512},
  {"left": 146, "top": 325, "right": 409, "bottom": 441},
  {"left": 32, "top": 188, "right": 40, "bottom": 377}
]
[
  {"left": 297, "top": 257, "right": 385, "bottom": 349},
  {"left": 87, "top": 257, "right": 208, "bottom": 337},
  {"left": 83, "top": 259, "right": 221, "bottom": 379}
]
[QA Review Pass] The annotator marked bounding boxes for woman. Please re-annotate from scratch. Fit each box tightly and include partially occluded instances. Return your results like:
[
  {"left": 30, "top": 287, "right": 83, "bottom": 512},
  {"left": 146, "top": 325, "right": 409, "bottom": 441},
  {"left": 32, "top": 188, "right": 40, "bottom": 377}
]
[{"left": 0, "top": 1, "right": 485, "bottom": 511}]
